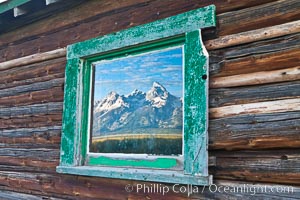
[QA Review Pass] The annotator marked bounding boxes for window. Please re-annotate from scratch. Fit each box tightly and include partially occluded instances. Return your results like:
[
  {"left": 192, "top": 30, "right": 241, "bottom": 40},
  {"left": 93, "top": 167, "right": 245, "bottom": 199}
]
[{"left": 57, "top": 5, "right": 216, "bottom": 185}]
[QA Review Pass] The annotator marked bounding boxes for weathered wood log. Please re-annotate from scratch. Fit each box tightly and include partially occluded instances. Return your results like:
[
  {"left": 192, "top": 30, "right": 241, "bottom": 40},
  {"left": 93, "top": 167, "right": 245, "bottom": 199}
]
[
  {"left": 210, "top": 48, "right": 300, "bottom": 77},
  {"left": 0, "top": 87, "right": 64, "bottom": 108},
  {"left": 0, "top": 171, "right": 298, "bottom": 199},
  {"left": 0, "top": 190, "right": 64, "bottom": 200},
  {"left": 210, "top": 150, "right": 300, "bottom": 185},
  {"left": 0, "top": 0, "right": 86, "bottom": 34},
  {"left": 210, "top": 80, "right": 300, "bottom": 108},
  {"left": 208, "top": 32, "right": 300, "bottom": 75},
  {"left": 0, "top": 171, "right": 172, "bottom": 200},
  {"left": 0, "top": 126, "right": 61, "bottom": 148},
  {"left": 0, "top": 0, "right": 275, "bottom": 48},
  {"left": 0, "top": 57, "right": 65, "bottom": 86},
  {"left": 209, "top": 98, "right": 300, "bottom": 119},
  {"left": 0, "top": 78, "right": 64, "bottom": 98},
  {"left": 0, "top": 73, "right": 65, "bottom": 91},
  {"left": 0, "top": 147, "right": 59, "bottom": 159},
  {"left": 0, "top": 48, "right": 66, "bottom": 71},
  {"left": 0, "top": 114, "right": 62, "bottom": 129},
  {"left": 210, "top": 66, "right": 300, "bottom": 88},
  {"left": 0, "top": 0, "right": 291, "bottom": 62},
  {"left": 209, "top": 111, "right": 300, "bottom": 150},
  {"left": 0, "top": 147, "right": 59, "bottom": 172},
  {"left": 201, "top": 180, "right": 300, "bottom": 199},
  {"left": 205, "top": 20, "right": 300, "bottom": 50},
  {"left": 0, "top": 102, "right": 63, "bottom": 118},
  {"left": 210, "top": 32, "right": 300, "bottom": 63},
  {"left": 218, "top": 0, "right": 300, "bottom": 36}
]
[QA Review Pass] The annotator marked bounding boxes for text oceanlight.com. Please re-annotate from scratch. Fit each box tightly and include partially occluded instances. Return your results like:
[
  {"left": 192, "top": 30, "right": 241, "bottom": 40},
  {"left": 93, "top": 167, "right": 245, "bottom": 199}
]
[{"left": 125, "top": 183, "right": 294, "bottom": 197}]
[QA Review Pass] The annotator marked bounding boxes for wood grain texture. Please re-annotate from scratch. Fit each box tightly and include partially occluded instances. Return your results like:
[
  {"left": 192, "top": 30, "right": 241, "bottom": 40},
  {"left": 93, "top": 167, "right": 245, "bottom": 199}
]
[
  {"left": 210, "top": 80, "right": 300, "bottom": 108},
  {"left": 0, "top": 171, "right": 299, "bottom": 199},
  {"left": 0, "top": 148, "right": 59, "bottom": 171},
  {"left": 218, "top": 0, "right": 300, "bottom": 36},
  {"left": 0, "top": 114, "right": 62, "bottom": 129},
  {"left": 0, "top": 0, "right": 299, "bottom": 199},
  {"left": 210, "top": 98, "right": 300, "bottom": 119},
  {"left": 200, "top": 180, "right": 300, "bottom": 199},
  {"left": 0, "top": 0, "right": 275, "bottom": 48},
  {"left": 211, "top": 150, "right": 300, "bottom": 185},
  {"left": 0, "top": 126, "right": 61, "bottom": 148},
  {"left": 0, "top": 78, "right": 64, "bottom": 98},
  {"left": 209, "top": 111, "right": 300, "bottom": 150},
  {"left": 210, "top": 66, "right": 300, "bottom": 88},
  {"left": 0, "top": 48, "right": 66, "bottom": 71},
  {"left": 0, "top": 87, "right": 64, "bottom": 108},
  {"left": 210, "top": 32, "right": 300, "bottom": 62},
  {"left": 0, "top": 102, "right": 62, "bottom": 118},
  {"left": 0, "top": 57, "right": 65, "bottom": 88},
  {"left": 206, "top": 20, "right": 300, "bottom": 50},
  {"left": 210, "top": 48, "right": 300, "bottom": 77},
  {"left": 0, "top": 0, "right": 285, "bottom": 62},
  {"left": 0, "top": 190, "right": 64, "bottom": 200}
]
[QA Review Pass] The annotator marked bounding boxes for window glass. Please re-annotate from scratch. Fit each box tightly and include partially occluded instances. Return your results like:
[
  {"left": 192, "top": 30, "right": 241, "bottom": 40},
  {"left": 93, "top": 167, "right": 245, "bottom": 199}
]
[{"left": 91, "top": 46, "right": 183, "bottom": 155}]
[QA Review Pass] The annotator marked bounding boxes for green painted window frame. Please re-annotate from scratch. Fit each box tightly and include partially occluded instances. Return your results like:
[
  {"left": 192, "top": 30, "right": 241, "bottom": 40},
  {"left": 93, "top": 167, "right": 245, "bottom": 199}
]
[{"left": 57, "top": 5, "right": 216, "bottom": 185}]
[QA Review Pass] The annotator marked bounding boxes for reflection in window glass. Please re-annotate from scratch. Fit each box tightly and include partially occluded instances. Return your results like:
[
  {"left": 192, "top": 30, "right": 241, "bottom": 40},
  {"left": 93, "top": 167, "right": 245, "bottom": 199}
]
[{"left": 90, "top": 46, "right": 183, "bottom": 155}]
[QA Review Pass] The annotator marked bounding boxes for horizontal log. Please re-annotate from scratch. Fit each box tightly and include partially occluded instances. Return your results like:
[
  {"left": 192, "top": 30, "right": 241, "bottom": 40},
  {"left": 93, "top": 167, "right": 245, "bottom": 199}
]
[
  {"left": 218, "top": 0, "right": 300, "bottom": 36},
  {"left": 0, "top": 78, "right": 64, "bottom": 98},
  {"left": 211, "top": 149, "right": 300, "bottom": 185},
  {"left": 0, "top": 158, "right": 57, "bottom": 171},
  {"left": 210, "top": 80, "right": 300, "bottom": 108},
  {"left": 205, "top": 20, "right": 300, "bottom": 50},
  {"left": 209, "top": 111, "right": 300, "bottom": 150},
  {"left": 0, "top": 190, "right": 64, "bottom": 200},
  {"left": 210, "top": 33, "right": 300, "bottom": 63},
  {"left": 0, "top": 110, "right": 298, "bottom": 150},
  {"left": 0, "top": 171, "right": 158, "bottom": 200},
  {"left": 0, "top": 114, "right": 62, "bottom": 129},
  {"left": 0, "top": 0, "right": 274, "bottom": 49},
  {"left": 210, "top": 66, "right": 300, "bottom": 88},
  {"left": 0, "top": 87, "right": 63, "bottom": 108},
  {"left": 0, "top": 126, "right": 61, "bottom": 148},
  {"left": 0, "top": 48, "right": 66, "bottom": 71},
  {"left": 201, "top": 180, "right": 300, "bottom": 199},
  {"left": 210, "top": 48, "right": 300, "bottom": 77},
  {"left": 0, "top": 73, "right": 65, "bottom": 91},
  {"left": 0, "top": 57, "right": 65, "bottom": 88},
  {"left": 1, "top": 0, "right": 86, "bottom": 35},
  {"left": 0, "top": 148, "right": 59, "bottom": 167},
  {"left": 0, "top": 170, "right": 299, "bottom": 199},
  {"left": 0, "top": 102, "right": 63, "bottom": 118},
  {"left": 210, "top": 98, "right": 300, "bottom": 119},
  {"left": 0, "top": 0, "right": 283, "bottom": 62}
]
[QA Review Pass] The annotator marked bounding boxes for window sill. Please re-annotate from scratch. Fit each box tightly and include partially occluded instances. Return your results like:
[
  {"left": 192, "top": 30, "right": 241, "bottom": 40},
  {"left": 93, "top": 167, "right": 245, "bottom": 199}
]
[{"left": 56, "top": 166, "right": 212, "bottom": 185}]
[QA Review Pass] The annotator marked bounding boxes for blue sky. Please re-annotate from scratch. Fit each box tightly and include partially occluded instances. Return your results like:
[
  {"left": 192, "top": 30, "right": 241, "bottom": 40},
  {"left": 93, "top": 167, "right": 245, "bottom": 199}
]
[{"left": 93, "top": 46, "right": 183, "bottom": 101}]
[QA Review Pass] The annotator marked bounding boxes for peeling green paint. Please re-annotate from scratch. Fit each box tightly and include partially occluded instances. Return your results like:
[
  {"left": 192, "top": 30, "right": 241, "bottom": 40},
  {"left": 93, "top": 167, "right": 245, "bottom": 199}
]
[
  {"left": 89, "top": 157, "right": 177, "bottom": 169},
  {"left": 57, "top": 5, "right": 216, "bottom": 185},
  {"left": 184, "top": 30, "right": 209, "bottom": 176},
  {"left": 57, "top": 166, "right": 211, "bottom": 185},
  {"left": 59, "top": 58, "right": 79, "bottom": 166}
]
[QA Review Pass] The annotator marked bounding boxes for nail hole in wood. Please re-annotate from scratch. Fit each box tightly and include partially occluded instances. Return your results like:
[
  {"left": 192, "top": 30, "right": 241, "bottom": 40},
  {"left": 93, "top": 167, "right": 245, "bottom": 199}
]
[{"left": 281, "top": 155, "right": 288, "bottom": 160}]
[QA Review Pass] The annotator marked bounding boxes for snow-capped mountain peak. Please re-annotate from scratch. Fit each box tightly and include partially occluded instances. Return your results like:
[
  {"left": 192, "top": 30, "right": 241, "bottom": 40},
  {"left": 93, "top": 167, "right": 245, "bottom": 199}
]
[
  {"left": 146, "top": 81, "right": 169, "bottom": 108},
  {"left": 127, "top": 89, "right": 145, "bottom": 97},
  {"left": 94, "top": 91, "right": 128, "bottom": 113},
  {"left": 93, "top": 82, "right": 182, "bottom": 135}
]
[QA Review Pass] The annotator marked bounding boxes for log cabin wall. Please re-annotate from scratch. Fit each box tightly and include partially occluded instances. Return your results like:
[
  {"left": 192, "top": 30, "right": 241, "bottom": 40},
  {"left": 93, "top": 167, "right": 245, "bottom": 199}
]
[{"left": 0, "top": 0, "right": 299, "bottom": 199}]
